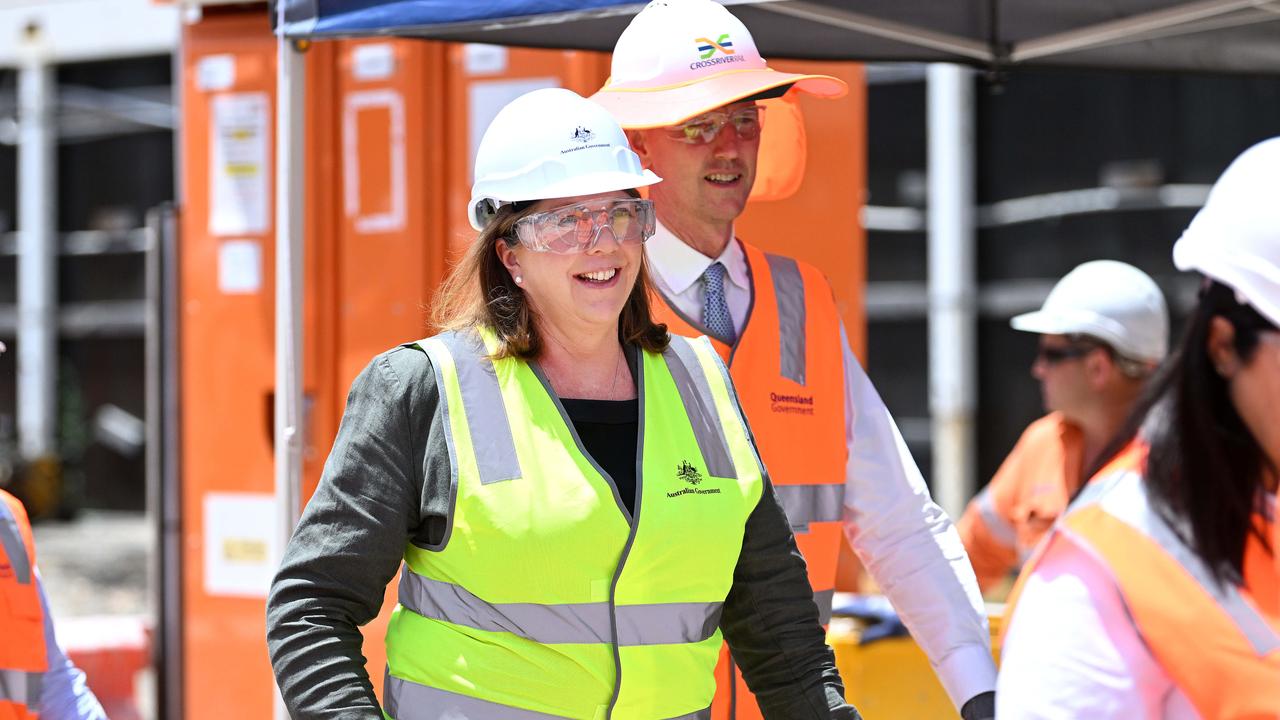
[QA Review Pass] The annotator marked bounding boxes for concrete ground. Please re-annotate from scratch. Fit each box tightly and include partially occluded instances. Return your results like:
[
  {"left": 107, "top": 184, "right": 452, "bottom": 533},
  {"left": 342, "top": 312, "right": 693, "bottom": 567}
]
[
  {"left": 32, "top": 510, "right": 151, "bottom": 619},
  {"left": 32, "top": 510, "right": 154, "bottom": 720}
]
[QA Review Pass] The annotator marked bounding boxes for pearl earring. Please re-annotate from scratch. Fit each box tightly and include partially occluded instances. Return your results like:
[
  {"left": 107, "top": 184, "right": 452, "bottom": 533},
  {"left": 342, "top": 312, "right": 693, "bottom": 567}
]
[{"left": 514, "top": 275, "right": 523, "bottom": 285}]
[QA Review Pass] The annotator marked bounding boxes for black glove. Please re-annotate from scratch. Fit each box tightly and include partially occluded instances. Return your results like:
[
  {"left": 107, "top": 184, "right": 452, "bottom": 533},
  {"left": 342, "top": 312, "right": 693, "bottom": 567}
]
[{"left": 960, "top": 691, "right": 995, "bottom": 720}]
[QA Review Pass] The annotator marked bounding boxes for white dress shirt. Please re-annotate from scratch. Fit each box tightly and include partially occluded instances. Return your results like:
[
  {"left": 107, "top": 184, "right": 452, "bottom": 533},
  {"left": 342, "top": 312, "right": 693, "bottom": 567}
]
[
  {"left": 646, "top": 221, "right": 997, "bottom": 708},
  {"left": 36, "top": 570, "right": 107, "bottom": 720}
]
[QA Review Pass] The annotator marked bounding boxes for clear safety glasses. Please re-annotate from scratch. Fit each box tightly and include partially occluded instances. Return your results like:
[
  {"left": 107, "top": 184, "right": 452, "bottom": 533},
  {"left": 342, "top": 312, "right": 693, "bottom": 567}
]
[
  {"left": 664, "top": 105, "right": 765, "bottom": 145},
  {"left": 512, "top": 198, "right": 657, "bottom": 254}
]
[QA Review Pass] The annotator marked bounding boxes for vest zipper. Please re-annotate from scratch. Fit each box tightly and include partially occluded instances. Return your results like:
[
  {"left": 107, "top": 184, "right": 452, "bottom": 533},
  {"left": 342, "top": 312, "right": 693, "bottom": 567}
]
[{"left": 605, "top": 352, "right": 646, "bottom": 719}]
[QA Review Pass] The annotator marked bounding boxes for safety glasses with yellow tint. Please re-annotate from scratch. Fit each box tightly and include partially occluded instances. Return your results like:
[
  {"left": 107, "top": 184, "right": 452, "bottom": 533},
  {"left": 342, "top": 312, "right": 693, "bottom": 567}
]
[
  {"left": 512, "top": 198, "right": 656, "bottom": 254},
  {"left": 664, "top": 105, "right": 765, "bottom": 145}
]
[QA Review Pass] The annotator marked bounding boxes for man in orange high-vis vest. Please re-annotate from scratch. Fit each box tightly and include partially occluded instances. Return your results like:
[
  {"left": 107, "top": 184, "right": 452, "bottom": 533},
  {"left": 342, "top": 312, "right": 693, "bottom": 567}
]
[
  {"left": 591, "top": 2, "right": 996, "bottom": 718},
  {"left": 0, "top": 489, "right": 106, "bottom": 720},
  {"left": 957, "top": 261, "right": 1167, "bottom": 594}
]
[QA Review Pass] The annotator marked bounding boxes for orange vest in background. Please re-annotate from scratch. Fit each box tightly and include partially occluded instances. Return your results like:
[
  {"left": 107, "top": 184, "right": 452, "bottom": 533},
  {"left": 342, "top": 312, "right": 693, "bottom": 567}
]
[
  {"left": 652, "top": 240, "right": 848, "bottom": 720},
  {"left": 1006, "top": 442, "right": 1280, "bottom": 718},
  {"left": 0, "top": 490, "right": 48, "bottom": 720}
]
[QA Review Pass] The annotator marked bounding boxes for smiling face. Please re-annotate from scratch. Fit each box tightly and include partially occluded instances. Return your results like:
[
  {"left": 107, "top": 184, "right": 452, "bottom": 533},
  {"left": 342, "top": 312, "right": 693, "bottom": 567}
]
[
  {"left": 496, "top": 190, "right": 645, "bottom": 340},
  {"left": 629, "top": 100, "right": 761, "bottom": 231}
]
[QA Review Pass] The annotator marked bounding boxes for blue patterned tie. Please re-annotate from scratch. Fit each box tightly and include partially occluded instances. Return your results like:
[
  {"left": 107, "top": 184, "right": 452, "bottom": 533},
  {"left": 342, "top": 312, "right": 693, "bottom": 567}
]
[{"left": 701, "top": 262, "right": 735, "bottom": 343}]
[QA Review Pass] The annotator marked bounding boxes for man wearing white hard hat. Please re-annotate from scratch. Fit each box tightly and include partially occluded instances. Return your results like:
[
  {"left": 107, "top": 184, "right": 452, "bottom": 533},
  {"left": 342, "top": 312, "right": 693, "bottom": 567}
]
[
  {"left": 998, "top": 138, "right": 1280, "bottom": 718},
  {"left": 592, "top": 1, "right": 996, "bottom": 718},
  {"left": 957, "top": 261, "right": 1168, "bottom": 594}
]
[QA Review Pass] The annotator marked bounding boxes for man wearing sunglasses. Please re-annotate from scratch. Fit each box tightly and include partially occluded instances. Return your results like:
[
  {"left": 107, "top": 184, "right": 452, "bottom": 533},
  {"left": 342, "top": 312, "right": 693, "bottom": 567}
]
[
  {"left": 957, "top": 260, "right": 1168, "bottom": 595},
  {"left": 592, "top": 1, "right": 997, "bottom": 718}
]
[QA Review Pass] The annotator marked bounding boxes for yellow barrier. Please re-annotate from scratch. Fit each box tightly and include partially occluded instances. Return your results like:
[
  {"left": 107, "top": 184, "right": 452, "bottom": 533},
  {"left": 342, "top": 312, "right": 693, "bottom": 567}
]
[{"left": 828, "top": 602, "right": 1004, "bottom": 718}]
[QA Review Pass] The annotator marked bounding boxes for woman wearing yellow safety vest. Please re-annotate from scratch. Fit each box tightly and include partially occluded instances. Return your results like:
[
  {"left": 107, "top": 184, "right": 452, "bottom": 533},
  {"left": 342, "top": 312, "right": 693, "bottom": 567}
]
[
  {"left": 267, "top": 88, "right": 859, "bottom": 720},
  {"left": 997, "top": 137, "right": 1280, "bottom": 718}
]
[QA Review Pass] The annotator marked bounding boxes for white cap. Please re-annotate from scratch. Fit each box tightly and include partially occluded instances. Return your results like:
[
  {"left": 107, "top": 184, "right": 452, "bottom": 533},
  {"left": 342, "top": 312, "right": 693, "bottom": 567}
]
[
  {"left": 1173, "top": 136, "right": 1280, "bottom": 328},
  {"left": 590, "top": 0, "right": 846, "bottom": 129},
  {"left": 1011, "top": 260, "right": 1169, "bottom": 363},
  {"left": 469, "top": 88, "right": 661, "bottom": 230}
]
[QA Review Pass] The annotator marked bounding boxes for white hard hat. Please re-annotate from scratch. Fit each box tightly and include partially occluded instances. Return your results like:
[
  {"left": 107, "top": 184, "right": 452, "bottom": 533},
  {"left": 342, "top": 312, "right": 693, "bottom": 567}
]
[
  {"left": 1011, "top": 260, "right": 1169, "bottom": 363},
  {"left": 469, "top": 88, "right": 661, "bottom": 230},
  {"left": 1173, "top": 136, "right": 1280, "bottom": 328},
  {"left": 590, "top": 0, "right": 847, "bottom": 129}
]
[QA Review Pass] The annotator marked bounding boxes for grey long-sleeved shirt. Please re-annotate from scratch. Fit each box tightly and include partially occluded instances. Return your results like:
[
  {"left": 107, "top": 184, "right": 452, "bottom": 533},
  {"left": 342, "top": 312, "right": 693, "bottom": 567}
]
[{"left": 266, "top": 344, "right": 858, "bottom": 719}]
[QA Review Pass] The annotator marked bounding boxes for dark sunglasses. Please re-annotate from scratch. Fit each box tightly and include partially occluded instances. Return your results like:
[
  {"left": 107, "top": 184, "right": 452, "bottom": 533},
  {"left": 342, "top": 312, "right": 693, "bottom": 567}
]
[{"left": 1036, "top": 343, "right": 1101, "bottom": 365}]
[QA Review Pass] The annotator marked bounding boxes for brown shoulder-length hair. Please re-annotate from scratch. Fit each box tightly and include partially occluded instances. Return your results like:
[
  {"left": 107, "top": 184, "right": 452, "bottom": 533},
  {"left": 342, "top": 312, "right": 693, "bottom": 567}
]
[{"left": 432, "top": 198, "right": 670, "bottom": 360}]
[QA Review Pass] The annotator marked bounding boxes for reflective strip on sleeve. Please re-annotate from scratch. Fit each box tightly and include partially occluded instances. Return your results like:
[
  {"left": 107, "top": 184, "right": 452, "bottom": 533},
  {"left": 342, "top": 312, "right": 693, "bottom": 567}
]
[
  {"left": 773, "top": 483, "right": 844, "bottom": 531},
  {"left": 436, "top": 331, "right": 522, "bottom": 485},
  {"left": 664, "top": 337, "right": 736, "bottom": 480},
  {"left": 0, "top": 501, "right": 32, "bottom": 585},
  {"left": 974, "top": 486, "right": 1018, "bottom": 548},
  {"left": 399, "top": 570, "right": 723, "bottom": 646},
  {"left": 766, "top": 254, "right": 807, "bottom": 386},
  {"left": 1089, "top": 473, "right": 1280, "bottom": 656},
  {"left": 0, "top": 669, "right": 42, "bottom": 711}
]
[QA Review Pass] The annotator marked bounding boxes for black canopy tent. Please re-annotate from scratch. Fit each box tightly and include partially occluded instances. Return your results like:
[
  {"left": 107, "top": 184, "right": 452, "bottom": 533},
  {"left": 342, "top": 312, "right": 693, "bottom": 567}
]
[{"left": 278, "top": 0, "right": 1280, "bottom": 74}]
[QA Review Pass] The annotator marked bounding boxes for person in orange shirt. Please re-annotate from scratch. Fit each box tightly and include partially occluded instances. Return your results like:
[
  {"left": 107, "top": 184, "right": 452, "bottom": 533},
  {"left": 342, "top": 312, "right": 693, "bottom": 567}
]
[{"left": 957, "top": 260, "right": 1168, "bottom": 593}]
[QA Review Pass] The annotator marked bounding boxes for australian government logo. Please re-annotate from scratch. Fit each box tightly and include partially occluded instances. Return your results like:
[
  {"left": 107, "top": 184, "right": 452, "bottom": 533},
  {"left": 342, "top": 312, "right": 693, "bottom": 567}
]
[
  {"left": 667, "top": 460, "right": 721, "bottom": 498},
  {"left": 770, "top": 392, "right": 815, "bottom": 416},
  {"left": 691, "top": 34, "right": 744, "bottom": 70}
]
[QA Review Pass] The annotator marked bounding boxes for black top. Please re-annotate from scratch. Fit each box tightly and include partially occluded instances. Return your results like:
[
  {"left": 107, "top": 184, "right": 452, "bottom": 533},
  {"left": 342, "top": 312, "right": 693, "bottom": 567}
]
[{"left": 560, "top": 398, "right": 639, "bottom": 516}]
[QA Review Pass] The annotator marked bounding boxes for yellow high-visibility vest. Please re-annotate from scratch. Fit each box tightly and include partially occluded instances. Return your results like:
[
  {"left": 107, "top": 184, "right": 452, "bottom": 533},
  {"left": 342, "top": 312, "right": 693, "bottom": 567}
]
[{"left": 384, "top": 328, "right": 764, "bottom": 720}]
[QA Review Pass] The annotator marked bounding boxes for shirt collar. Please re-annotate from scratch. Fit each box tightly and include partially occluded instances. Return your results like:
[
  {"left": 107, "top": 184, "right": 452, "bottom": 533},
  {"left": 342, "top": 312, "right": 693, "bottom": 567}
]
[{"left": 646, "top": 219, "right": 749, "bottom": 295}]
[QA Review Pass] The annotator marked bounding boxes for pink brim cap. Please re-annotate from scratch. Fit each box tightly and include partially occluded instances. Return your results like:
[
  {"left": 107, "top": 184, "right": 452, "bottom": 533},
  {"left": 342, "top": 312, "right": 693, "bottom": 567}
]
[{"left": 590, "top": 68, "right": 847, "bottom": 130}]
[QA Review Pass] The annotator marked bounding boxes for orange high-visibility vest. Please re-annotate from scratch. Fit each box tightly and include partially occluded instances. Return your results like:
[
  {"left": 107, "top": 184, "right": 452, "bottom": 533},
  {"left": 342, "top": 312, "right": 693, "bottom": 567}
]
[
  {"left": 652, "top": 240, "right": 848, "bottom": 719},
  {"left": 0, "top": 490, "right": 48, "bottom": 720},
  {"left": 1006, "top": 442, "right": 1280, "bottom": 718}
]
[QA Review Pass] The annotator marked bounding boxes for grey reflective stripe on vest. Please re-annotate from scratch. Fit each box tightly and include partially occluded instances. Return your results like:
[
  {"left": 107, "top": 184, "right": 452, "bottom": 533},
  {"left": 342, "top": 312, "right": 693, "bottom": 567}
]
[
  {"left": 437, "top": 331, "right": 522, "bottom": 485},
  {"left": 974, "top": 486, "right": 1017, "bottom": 547},
  {"left": 814, "top": 588, "right": 835, "bottom": 626},
  {"left": 0, "top": 501, "right": 32, "bottom": 585},
  {"left": 774, "top": 483, "right": 844, "bottom": 532},
  {"left": 663, "top": 338, "right": 736, "bottom": 480},
  {"left": 399, "top": 570, "right": 723, "bottom": 646},
  {"left": 384, "top": 674, "right": 574, "bottom": 719},
  {"left": 1083, "top": 472, "right": 1280, "bottom": 656},
  {"left": 0, "top": 669, "right": 43, "bottom": 711},
  {"left": 384, "top": 672, "right": 711, "bottom": 720},
  {"left": 765, "top": 254, "right": 806, "bottom": 385}
]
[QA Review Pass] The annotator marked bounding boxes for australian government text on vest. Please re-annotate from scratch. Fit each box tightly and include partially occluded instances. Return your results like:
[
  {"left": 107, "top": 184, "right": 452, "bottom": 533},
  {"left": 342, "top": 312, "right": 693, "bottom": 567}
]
[{"left": 382, "top": 328, "right": 764, "bottom": 719}]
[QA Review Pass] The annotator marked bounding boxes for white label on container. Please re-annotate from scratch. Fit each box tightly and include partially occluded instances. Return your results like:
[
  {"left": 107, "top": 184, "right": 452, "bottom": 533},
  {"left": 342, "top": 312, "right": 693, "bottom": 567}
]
[
  {"left": 464, "top": 44, "right": 508, "bottom": 75},
  {"left": 218, "top": 239, "right": 262, "bottom": 294},
  {"left": 196, "top": 54, "right": 236, "bottom": 92},
  {"left": 209, "top": 93, "right": 270, "bottom": 236},
  {"left": 352, "top": 43, "right": 396, "bottom": 80},
  {"left": 203, "top": 493, "right": 278, "bottom": 598}
]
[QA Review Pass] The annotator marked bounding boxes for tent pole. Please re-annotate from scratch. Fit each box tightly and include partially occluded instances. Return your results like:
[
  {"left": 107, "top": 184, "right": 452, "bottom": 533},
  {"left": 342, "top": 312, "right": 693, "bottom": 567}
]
[
  {"left": 926, "top": 63, "right": 976, "bottom": 519},
  {"left": 17, "top": 27, "right": 57, "bottom": 479},
  {"left": 273, "top": 32, "right": 305, "bottom": 720}
]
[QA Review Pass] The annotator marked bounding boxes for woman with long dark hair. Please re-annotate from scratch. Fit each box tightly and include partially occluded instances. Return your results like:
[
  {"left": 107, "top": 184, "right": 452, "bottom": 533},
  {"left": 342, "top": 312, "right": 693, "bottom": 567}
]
[{"left": 997, "top": 138, "right": 1280, "bottom": 719}]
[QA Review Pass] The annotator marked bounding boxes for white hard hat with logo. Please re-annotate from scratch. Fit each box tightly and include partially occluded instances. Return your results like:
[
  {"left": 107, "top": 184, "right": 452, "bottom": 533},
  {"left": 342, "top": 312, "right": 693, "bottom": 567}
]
[
  {"left": 1011, "top": 260, "right": 1169, "bottom": 363},
  {"left": 590, "top": 0, "right": 847, "bottom": 129},
  {"left": 468, "top": 87, "right": 661, "bottom": 231},
  {"left": 1173, "top": 136, "right": 1280, "bottom": 328}
]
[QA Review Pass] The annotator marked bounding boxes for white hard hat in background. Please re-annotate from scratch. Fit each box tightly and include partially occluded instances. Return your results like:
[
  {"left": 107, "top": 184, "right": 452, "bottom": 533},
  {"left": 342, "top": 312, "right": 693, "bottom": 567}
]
[
  {"left": 1173, "top": 136, "right": 1280, "bottom": 328},
  {"left": 468, "top": 88, "right": 661, "bottom": 231},
  {"left": 1011, "top": 260, "right": 1170, "bottom": 363},
  {"left": 590, "top": 0, "right": 846, "bottom": 129}
]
